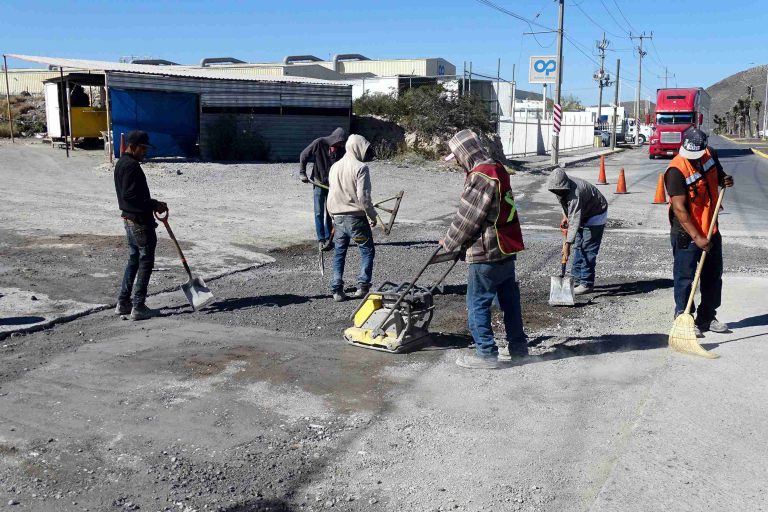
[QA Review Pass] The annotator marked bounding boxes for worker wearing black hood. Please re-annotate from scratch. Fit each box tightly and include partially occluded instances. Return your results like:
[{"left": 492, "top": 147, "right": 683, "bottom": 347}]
[{"left": 299, "top": 127, "right": 347, "bottom": 251}]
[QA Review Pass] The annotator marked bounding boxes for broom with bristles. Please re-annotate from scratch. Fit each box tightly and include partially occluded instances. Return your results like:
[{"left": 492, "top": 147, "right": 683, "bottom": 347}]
[{"left": 669, "top": 187, "right": 726, "bottom": 359}]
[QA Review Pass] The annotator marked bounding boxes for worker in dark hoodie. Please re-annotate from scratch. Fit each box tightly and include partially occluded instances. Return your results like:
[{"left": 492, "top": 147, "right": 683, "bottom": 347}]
[
  {"left": 299, "top": 127, "right": 347, "bottom": 251},
  {"left": 547, "top": 169, "right": 608, "bottom": 295}
]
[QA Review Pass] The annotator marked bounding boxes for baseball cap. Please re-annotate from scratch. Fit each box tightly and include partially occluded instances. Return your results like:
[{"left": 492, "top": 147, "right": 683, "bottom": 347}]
[
  {"left": 126, "top": 130, "right": 155, "bottom": 148},
  {"left": 678, "top": 127, "right": 707, "bottom": 160}
]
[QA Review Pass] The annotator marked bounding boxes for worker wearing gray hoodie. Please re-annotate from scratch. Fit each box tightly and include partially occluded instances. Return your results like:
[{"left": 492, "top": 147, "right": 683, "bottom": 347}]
[
  {"left": 327, "top": 134, "right": 377, "bottom": 302},
  {"left": 547, "top": 169, "right": 608, "bottom": 294}
]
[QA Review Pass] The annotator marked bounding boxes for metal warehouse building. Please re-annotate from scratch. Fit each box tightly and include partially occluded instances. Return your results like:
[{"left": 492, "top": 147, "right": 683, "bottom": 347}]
[{"left": 6, "top": 55, "right": 352, "bottom": 162}]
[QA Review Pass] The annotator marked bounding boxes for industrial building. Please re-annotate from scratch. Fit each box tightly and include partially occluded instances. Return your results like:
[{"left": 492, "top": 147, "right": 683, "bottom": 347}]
[{"left": 6, "top": 54, "right": 352, "bottom": 162}]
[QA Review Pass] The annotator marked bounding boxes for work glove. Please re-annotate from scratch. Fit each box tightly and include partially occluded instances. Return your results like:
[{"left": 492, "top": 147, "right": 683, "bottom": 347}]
[{"left": 300, "top": 173, "right": 309, "bottom": 183}]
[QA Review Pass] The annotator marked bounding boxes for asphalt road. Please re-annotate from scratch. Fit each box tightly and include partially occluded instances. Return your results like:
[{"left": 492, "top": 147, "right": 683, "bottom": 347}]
[{"left": 0, "top": 142, "right": 766, "bottom": 512}]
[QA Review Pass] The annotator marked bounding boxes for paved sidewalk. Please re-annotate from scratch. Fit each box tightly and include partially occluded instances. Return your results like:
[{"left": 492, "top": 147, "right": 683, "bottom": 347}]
[{"left": 509, "top": 145, "right": 629, "bottom": 173}]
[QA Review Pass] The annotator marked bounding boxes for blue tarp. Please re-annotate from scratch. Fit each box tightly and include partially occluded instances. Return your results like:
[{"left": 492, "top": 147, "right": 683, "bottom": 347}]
[{"left": 110, "top": 89, "right": 198, "bottom": 158}]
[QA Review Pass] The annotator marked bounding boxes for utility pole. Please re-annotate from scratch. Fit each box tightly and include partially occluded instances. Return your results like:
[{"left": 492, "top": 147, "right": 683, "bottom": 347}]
[
  {"left": 551, "top": 0, "right": 565, "bottom": 165},
  {"left": 594, "top": 33, "right": 610, "bottom": 129},
  {"left": 763, "top": 66, "right": 768, "bottom": 139},
  {"left": 611, "top": 59, "right": 620, "bottom": 151},
  {"left": 631, "top": 32, "right": 651, "bottom": 146},
  {"left": 658, "top": 66, "right": 675, "bottom": 89}
]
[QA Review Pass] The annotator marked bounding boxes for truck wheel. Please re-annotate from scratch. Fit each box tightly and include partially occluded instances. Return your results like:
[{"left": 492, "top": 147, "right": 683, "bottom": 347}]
[
  {"left": 649, "top": 154, "right": 656, "bottom": 159},
  {"left": 639, "top": 135, "right": 647, "bottom": 144}
]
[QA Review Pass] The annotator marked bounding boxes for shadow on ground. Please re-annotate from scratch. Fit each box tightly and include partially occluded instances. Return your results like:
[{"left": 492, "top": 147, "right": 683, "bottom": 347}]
[
  {"left": 592, "top": 278, "right": 673, "bottom": 299},
  {"left": 716, "top": 148, "right": 755, "bottom": 158},
  {"left": 0, "top": 316, "right": 46, "bottom": 326},
  {"left": 223, "top": 500, "right": 296, "bottom": 512}
]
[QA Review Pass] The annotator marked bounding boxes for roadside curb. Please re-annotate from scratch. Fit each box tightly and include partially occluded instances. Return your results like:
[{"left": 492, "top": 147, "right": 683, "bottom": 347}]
[
  {"left": 0, "top": 261, "right": 271, "bottom": 341},
  {"left": 514, "top": 148, "right": 625, "bottom": 174},
  {"left": 750, "top": 147, "right": 768, "bottom": 159},
  {"left": 721, "top": 134, "right": 764, "bottom": 145}
]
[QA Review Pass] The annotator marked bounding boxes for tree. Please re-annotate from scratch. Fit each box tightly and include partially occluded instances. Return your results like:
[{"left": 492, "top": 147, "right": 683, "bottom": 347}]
[
  {"left": 732, "top": 104, "right": 742, "bottom": 136},
  {"left": 753, "top": 100, "right": 762, "bottom": 136},
  {"left": 561, "top": 94, "right": 584, "bottom": 111}
]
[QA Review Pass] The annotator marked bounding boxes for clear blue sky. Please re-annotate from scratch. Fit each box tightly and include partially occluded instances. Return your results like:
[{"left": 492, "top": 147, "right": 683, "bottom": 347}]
[{"left": 2, "top": 0, "right": 766, "bottom": 105}]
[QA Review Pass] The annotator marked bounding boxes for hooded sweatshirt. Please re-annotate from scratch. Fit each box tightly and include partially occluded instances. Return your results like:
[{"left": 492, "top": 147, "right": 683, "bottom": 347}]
[
  {"left": 327, "top": 135, "right": 377, "bottom": 220},
  {"left": 443, "top": 129, "right": 511, "bottom": 263},
  {"left": 547, "top": 168, "right": 608, "bottom": 243},
  {"left": 299, "top": 127, "right": 347, "bottom": 185}
]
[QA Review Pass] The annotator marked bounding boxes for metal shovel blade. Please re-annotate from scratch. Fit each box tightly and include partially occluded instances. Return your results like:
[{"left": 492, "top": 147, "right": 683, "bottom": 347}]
[
  {"left": 549, "top": 275, "right": 575, "bottom": 306},
  {"left": 181, "top": 276, "right": 215, "bottom": 311}
]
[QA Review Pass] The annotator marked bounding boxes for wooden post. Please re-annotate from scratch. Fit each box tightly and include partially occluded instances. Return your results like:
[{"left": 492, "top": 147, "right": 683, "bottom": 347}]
[
  {"left": 3, "top": 55, "right": 13, "bottom": 143},
  {"left": 58, "top": 67, "right": 69, "bottom": 158},
  {"left": 65, "top": 78, "right": 73, "bottom": 157},
  {"left": 104, "top": 72, "right": 113, "bottom": 163}
]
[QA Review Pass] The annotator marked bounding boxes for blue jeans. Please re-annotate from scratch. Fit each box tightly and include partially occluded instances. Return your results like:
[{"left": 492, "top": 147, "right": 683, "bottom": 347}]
[
  {"left": 313, "top": 186, "right": 333, "bottom": 242},
  {"left": 467, "top": 257, "right": 526, "bottom": 358},
  {"left": 118, "top": 219, "right": 157, "bottom": 307},
  {"left": 671, "top": 230, "right": 722, "bottom": 322},
  {"left": 331, "top": 215, "right": 375, "bottom": 292},
  {"left": 572, "top": 224, "right": 605, "bottom": 287}
]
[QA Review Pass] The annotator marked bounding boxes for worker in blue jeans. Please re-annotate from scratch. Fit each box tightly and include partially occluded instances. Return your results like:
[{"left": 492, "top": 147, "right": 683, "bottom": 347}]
[
  {"left": 570, "top": 223, "right": 605, "bottom": 290},
  {"left": 548, "top": 168, "right": 608, "bottom": 294},
  {"left": 441, "top": 129, "right": 527, "bottom": 370},
  {"left": 468, "top": 258, "right": 526, "bottom": 359},
  {"left": 330, "top": 216, "right": 376, "bottom": 300},
  {"left": 327, "top": 135, "right": 378, "bottom": 301}
]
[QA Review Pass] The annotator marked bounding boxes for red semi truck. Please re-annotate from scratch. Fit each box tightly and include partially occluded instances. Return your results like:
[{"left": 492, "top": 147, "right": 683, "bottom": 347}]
[{"left": 649, "top": 87, "right": 711, "bottom": 159}]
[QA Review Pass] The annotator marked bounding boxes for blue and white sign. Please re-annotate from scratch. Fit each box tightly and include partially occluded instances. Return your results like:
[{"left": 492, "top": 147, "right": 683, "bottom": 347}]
[{"left": 529, "top": 55, "right": 558, "bottom": 84}]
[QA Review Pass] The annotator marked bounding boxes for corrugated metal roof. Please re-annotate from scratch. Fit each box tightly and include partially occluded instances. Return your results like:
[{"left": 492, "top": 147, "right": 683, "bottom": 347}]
[
  {"left": 1, "top": 69, "right": 60, "bottom": 95},
  {"left": 7, "top": 54, "right": 351, "bottom": 86}
]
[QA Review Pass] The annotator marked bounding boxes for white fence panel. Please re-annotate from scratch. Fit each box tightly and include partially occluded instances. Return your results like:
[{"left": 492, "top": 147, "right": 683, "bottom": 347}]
[{"left": 499, "top": 111, "right": 596, "bottom": 157}]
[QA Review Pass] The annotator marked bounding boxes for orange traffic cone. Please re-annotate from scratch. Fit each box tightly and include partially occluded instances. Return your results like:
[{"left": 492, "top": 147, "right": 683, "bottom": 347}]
[
  {"left": 119, "top": 133, "right": 126, "bottom": 156},
  {"left": 652, "top": 173, "right": 667, "bottom": 204},
  {"left": 615, "top": 168, "right": 628, "bottom": 194},
  {"left": 597, "top": 156, "right": 608, "bottom": 185}
]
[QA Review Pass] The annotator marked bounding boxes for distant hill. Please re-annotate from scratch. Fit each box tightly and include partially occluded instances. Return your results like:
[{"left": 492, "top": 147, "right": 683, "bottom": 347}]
[{"left": 707, "top": 65, "right": 768, "bottom": 119}]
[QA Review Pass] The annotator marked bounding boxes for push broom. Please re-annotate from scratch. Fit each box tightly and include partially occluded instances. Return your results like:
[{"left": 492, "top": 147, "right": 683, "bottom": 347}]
[{"left": 668, "top": 187, "right": 725, "bottom": 359}]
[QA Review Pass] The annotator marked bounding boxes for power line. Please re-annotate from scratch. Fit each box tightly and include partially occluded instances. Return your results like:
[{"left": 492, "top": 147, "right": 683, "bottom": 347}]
[
  {"left": 598, "top": 0, "right": 630, "bottom": 35},
  {"left": 474, "top": 0, "right": 556, "bottom": 48},
  {"left": 474, "top": 0, "right": 554, "bottom": 31},
  {"left": 570, "top": 2, "right": 628, "bottom": 40},
  {"left": 611, "top": 0, "right": 638, "bottom": 34}
]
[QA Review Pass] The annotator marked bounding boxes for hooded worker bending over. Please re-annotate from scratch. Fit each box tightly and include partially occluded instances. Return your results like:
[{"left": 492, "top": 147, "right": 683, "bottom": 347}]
[
  {"left": 664, "top": 127, "right": 733, "bottom": 337},
  {"left": 299, "top": 127, "right": 347, "bottom": 251},
  {"left": 441, "top": 129, "right": 526, "bottom": 370},
  {"left": 547, "top": 169, "right": 608, "bottom": 295},
  {"left": 327, "top": 134, "right": 377, "bottom": 302}
]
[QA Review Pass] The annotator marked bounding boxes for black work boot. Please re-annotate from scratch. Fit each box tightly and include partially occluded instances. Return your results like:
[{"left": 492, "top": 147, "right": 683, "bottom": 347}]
[
  {"left": 115, "top": 302, "right": 132, "bottom": 316},
  {"left": 130, "top": 304, "right": 157, "bottom": 321}
]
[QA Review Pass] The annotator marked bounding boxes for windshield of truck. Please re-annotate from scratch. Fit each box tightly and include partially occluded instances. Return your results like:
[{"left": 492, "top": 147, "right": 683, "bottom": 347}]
[{"left": 656, "top": 112, "right": 694, "bottom": 125}]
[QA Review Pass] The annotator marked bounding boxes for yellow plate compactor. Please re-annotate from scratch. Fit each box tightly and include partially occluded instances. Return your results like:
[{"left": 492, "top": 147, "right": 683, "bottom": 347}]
[{"left": 344, "top": 246, "right": 461, "bottom": 353}]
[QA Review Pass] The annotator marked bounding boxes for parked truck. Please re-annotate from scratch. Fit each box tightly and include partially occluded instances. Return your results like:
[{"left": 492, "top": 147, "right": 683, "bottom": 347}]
[{"left": 649, "top": 87, "right": 711, "bottom": 159}]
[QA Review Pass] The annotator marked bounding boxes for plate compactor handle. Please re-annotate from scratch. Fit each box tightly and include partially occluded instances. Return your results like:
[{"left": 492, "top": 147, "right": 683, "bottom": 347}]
[{"left": 370, "top": 245, "right": 460, "bottom": 339}]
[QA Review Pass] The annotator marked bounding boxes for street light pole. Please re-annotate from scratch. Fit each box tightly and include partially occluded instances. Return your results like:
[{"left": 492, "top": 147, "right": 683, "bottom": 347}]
[{"left": 551, "top": 0, "right": 564, "bottom": 165}]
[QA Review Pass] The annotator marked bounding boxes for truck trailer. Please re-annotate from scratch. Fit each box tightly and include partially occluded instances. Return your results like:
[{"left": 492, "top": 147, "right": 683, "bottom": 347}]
[{"left": 649, "top": 87, "right": 711, "bottom": 159}]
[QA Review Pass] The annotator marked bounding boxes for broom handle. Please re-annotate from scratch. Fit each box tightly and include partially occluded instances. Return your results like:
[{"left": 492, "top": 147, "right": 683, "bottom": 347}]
[{"left": 683, "top": 188, "right": 726, "bottom": 315}]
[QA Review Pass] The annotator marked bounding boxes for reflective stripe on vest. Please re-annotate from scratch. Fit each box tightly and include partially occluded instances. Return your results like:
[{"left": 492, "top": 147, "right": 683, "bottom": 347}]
[
  {"left": 503, "top": 191, "right": 517, "bottom": 222},
  {"left": 470, "top": 163, "right": 525, "bottom": 255}
]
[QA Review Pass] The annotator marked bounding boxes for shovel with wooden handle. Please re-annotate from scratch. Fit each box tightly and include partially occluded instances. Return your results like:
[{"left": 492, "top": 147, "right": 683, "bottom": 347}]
[
  {"left": 154, "top": 210, "right": 215, "bottom": 311},
  {"left": 549, "top": 226, "right": 575, "bottom": 307}
]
